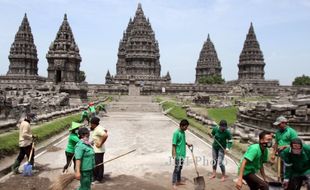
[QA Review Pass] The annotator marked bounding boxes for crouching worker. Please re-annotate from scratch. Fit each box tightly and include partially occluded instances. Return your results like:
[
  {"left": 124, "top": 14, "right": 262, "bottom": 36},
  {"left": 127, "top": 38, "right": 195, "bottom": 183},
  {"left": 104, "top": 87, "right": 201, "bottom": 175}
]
[
  {"left": 75, "top": 127, "right": 95, "bottom": 190},
  {"left": 236, "top": 131, "right": 272, "bottom": 190},
  {"left": 280, "top": 138, "right": 310, "bottom": 190},
  {"left": 79, "top": 111, "right": 90, "bottom": 125}
]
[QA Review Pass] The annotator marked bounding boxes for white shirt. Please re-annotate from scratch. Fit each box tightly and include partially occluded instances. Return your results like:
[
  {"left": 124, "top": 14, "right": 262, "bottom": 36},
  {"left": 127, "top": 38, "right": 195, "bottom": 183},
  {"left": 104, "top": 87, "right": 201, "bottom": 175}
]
[{"left": 91, "top": 125, "right": 106, "bottom": 153}]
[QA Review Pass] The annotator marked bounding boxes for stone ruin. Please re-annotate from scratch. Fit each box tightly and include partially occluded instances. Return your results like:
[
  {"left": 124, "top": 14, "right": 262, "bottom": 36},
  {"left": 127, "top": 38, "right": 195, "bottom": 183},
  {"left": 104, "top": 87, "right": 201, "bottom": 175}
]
[
  {"left": 193, "top": 93, "right": 210, "bottom": 105},
  {"left": 234, "top": 95, "right": 310, "bottom": 143},
  {"left": 227, "top": 84, "right": 258, "bottom": 97},
  {"left": 0, "top": 87, "right": 86, "bottom": 133}
]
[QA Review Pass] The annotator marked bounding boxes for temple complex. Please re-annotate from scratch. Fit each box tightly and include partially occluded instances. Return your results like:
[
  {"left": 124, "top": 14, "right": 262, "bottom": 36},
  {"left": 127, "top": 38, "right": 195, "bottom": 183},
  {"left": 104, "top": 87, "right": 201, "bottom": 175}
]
[
  {"left": 106, "top": 3, "right": 171, "bottom": 86},
  {"left": 195, "top": 34, "right": 222, "bottom": 83},
  {"left": 0, "top": 14, "right": 46, "bottom": 87}
]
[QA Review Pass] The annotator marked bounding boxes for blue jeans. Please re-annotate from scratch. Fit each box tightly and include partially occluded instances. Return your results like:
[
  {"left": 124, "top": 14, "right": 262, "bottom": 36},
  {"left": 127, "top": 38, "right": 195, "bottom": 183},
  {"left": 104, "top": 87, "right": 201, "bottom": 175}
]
[
  {"left": 212, "top": 148, "right": 225, "bottom": 174},
  {"left": 172, "top": 158, "right": 184, "bottom": 184}
]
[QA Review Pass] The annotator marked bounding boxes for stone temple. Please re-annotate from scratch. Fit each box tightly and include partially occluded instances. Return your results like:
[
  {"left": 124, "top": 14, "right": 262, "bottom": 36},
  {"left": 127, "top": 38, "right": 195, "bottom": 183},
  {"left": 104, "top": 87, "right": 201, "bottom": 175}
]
[
  {"left": 238, "top": 23, "right": 265, "bottom": 80},
  {"left": 0, "top": 14, "right": 46, "bottom": 87},
  {"left": 106, "top": 3, "right": 171, "bottom": 86},
  {"left": 195, "top": 34, "right": 222, "bottom": 83},
  {"left": 46, "top": 14, "right": 82, "bottom": 84},
  {"left": 0, "top": 14, "right": 87, "bottom": 104},
  {"left": 44, "top": 14, "right": 87, "bottom": 103},
  {"left": 228, "top": 23, "right": 278, "bottom": 86}
]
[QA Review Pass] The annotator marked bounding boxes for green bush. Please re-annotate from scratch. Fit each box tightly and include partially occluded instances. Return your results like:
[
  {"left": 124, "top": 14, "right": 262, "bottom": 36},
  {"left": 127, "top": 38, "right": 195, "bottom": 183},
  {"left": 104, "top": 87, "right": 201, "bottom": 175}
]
[
  {"left": 198, "top": 75, "right": 225, "bottom": 84},
  {"left": 292, "top": 74, "right": 310, "bottom": 86},
  {"left": 0, "top": 114, "right": 79, "bottom": 158}
]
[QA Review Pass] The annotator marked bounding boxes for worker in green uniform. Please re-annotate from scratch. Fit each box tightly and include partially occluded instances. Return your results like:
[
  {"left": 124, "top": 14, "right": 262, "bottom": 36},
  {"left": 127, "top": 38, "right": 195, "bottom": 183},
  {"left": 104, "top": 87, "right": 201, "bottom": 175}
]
[
  {"left": 63, "top": 122, "right": 82, "bottom": 173},
  {"left": 271, "top": 116, "right": 298, "bottom": 181},
  {"left": 236, "top": 131, "right": 273, "bottom": 190},
  {"left": 88, "top": 102, "right": 96, "bottom": 120},
  {"left": 172, "top": 119, "right": 192, "bottom": 190},
  {"left": 209, "top": 120, "right": 233, "bottom": 181},
  {"left": 79, "top": 110, "right": 89, "bottom": 125},
  {"left": 280, "top": 138, "right": 310, "bottom": 190},
  {"left": 75, "top": 127, "right": 95, "bottom": 190}
]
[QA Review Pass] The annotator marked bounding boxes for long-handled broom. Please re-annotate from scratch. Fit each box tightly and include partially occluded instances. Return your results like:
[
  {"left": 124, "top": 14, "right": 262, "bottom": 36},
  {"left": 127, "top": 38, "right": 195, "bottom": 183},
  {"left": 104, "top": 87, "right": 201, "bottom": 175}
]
[
  {"left": 23, "top": 142, "right": 35, "bottom": 176},
  {"left": 49, "top": 149, "right": 136, "bottom": 190}
]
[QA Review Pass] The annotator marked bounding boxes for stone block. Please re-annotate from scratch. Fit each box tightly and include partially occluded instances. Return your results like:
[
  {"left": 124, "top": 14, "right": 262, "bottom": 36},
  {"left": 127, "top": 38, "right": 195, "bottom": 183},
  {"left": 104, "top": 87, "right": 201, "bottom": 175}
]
[
  {"left": 295, "top": 109, "right": 307, "bottom": 116},
  {"left": 270, "top": 104, "right": 297, "bottom": 111},
  {"left": 292, "top": 99, "right": 310, "bottom": 106}
]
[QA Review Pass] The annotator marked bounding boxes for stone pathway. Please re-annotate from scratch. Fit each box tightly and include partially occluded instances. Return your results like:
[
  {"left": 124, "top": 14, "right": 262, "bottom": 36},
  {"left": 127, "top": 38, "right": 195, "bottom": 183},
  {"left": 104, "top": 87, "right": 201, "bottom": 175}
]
[{"left": 0, "top": 96, "right": 248, "bottom": 190}]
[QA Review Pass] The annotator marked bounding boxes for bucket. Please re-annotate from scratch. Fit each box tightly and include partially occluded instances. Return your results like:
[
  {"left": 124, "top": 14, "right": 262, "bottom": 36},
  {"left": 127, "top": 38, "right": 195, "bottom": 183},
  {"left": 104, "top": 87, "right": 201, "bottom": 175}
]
[{"left": 268, "top": 182, "right": 283, "bottom": 190}]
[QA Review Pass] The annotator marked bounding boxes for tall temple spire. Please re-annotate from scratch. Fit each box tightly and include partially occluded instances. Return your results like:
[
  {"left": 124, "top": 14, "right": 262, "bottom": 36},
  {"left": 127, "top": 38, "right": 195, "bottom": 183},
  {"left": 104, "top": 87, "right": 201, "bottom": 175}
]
[
  {"left": 134, "top": 3, "right": 146, "bottom": 22},
  {"left": 238, "top": 23, "right": 265, "bottom": 80},
  {"left": 7, "top": 13, "right": 39, "bottom": 76},
  {"left": 112, "top": 3, "right": 167, "bottom": 85},
  {"left": 46, "top": 14, "right": 81, "bottom": 83},
  {"left": 195, "top": 34, "right": 222, "bottom": 83}
]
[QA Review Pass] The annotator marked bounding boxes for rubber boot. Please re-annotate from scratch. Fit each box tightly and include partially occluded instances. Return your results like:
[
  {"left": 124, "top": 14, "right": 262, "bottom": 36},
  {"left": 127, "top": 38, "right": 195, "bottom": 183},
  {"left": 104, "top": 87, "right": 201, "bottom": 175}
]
[{"left": 11, "top": 160, "right": 21, "bottom": 174}]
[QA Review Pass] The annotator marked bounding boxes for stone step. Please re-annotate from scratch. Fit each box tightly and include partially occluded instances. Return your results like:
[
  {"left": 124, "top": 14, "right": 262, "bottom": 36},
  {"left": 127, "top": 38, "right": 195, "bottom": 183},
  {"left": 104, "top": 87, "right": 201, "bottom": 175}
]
[{"left": 107, "top": 103, "right": 161, "bottom": 112}]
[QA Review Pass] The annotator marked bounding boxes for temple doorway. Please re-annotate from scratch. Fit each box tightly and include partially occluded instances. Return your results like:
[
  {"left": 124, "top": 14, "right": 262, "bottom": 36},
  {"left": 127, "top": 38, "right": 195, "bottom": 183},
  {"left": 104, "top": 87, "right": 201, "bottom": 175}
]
[{"left": 56, "top": 70, "right": 61, "bottom": 84}]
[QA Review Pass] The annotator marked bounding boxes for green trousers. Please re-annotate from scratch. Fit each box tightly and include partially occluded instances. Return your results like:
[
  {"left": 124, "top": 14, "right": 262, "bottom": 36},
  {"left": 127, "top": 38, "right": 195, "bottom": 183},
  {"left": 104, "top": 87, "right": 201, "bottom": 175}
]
[{"left": 78, "top": 170, "right": 93, "bottom": 190}]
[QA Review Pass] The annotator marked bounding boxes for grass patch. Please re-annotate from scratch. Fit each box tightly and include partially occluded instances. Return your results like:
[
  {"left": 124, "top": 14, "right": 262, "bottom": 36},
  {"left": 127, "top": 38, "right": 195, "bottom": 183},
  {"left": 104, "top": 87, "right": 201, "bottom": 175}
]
[
  {"left": 0, "top": 114, "right": 80, "bottom": 158},
  {"left": 160, "top": 100, "right": 209, "bottom": 134},
  {"left": 207, "top": 107, "right": 237, "bottom": 126}
]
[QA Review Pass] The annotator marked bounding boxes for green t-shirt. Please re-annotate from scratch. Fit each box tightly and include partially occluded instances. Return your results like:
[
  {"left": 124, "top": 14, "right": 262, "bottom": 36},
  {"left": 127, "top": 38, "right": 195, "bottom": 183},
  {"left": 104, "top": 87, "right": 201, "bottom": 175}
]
[
  {"left": 211, "top": 126, "right": 232, "bottom": 150},
  {"left": 172, "top": 129, "right": 186, "bottom": 159},
  {"left": 275, "top": 126, "right": 298, "bottom": 147},
  {"left": 89, "top": 106, "right": 96, "bottom": 113},
  {"left": 280, "top": 144, "right": 310, "bottom": 179},
  {"left": 65, "top": 133, "right": 80, "bottom": 153},
  {"left": 75, "top": 140, "right": 95, "bottom": 171},
  {"left": 238, "top": 144, "right": 269, "bottom": 176},
  {"left": 79, "top": 111, "right": 89, "bottom": 123}
]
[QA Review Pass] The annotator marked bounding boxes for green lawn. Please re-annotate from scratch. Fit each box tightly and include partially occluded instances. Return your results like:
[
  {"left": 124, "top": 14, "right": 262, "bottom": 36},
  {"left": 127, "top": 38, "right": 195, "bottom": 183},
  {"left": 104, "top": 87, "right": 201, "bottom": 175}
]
[
  {"left": 0, "top": 114, "right": 80, "bottom": 158},
  {"left": 159, "top": 99, "right": 209, "bottom": 134},
  {"left": 207, "top": 107, "right": 237, "bottom": 126}
]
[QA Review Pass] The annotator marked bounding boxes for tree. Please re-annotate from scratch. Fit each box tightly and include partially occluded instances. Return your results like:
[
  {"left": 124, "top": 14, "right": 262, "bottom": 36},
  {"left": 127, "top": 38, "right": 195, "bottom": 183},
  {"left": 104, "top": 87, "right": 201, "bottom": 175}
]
[
  {"left": 292, "top": 75, "right": 310, "bottom": 86},
  {"left": 198, "top": 75, "right": 225, "bottom": 84},
  {"left": 79, "top": 70, "right": 86, "bottom": 82}
]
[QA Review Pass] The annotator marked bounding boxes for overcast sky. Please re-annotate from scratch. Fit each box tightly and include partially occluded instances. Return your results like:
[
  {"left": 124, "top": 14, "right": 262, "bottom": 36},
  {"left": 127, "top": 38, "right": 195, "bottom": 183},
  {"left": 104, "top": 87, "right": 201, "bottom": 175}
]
[{"left": 0, "top": 0, "right": 309, "bottom": 85}]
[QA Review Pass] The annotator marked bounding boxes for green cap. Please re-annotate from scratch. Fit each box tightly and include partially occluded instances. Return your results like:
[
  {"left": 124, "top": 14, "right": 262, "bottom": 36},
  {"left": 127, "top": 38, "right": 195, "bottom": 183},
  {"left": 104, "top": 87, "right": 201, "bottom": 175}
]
[{"left": 69, "top": 122, "right": 82, "bottom": 131}]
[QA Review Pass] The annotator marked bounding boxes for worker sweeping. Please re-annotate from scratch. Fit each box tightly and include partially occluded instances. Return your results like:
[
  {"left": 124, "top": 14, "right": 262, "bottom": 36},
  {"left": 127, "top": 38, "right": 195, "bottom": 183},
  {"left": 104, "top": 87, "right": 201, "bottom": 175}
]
[
  {"left": 236, "top": 131, "right": 272, "bottom": 190},
  {"left": 209, "top": 120, "right": 233, "bottom": 181},
  {"left": 63, "top": 122, "right": 82, "bottom": 173},
  {"left": 11, "top": 113, "right": 37, "bottom": 174},
  {"left": 279, "top": 138, "right": 310, "bottom": 190},
  {"left": 75, "top": 127, "right": 95, "bottom": 190},
  {"left": 79, "top": 110, "right": 90, "bottom": 125}
]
